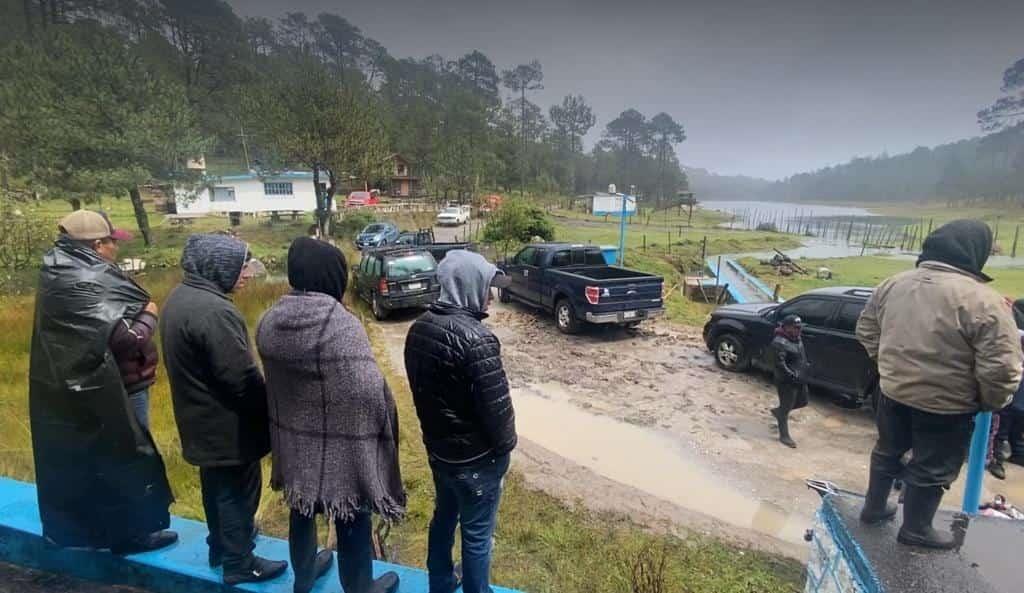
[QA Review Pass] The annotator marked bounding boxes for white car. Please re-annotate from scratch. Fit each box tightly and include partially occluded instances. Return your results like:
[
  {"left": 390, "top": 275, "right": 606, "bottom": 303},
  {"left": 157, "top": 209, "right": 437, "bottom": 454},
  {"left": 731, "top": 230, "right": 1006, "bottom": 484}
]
[{"left": 436, "top": 205, "right": 470, "bottom": 226}]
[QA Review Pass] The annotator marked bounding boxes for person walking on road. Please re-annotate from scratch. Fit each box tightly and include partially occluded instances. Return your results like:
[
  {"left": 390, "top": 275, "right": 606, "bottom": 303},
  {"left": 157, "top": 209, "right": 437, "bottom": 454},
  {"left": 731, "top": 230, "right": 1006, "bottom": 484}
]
[
  {"left": 160, "top": 234, "right": 287, "bottom": 584},
  {"left": 856, "top": 219, "right": 1022, "bottom": 549},
  {"left": 771, "top": 314, "right": 809, "bottom": 448},
  {"left": 257, "top": 238, "right": 405, "bottom": 593},
  {"left": 29, "top": 210, "right": 176, "bottom": 554},
  {"left": 404, "top": 250, "right": 516, "bottom": 593}
]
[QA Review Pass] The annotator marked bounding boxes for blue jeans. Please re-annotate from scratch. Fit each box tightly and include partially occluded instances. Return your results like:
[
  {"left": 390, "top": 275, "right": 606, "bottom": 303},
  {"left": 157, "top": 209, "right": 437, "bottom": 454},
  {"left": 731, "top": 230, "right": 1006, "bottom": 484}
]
[
  {"left": 129, "top": 389, "right": 149, "bottom": 430},
  {"left": 427, "top": 453, "right": 510, "bottom": 593}
]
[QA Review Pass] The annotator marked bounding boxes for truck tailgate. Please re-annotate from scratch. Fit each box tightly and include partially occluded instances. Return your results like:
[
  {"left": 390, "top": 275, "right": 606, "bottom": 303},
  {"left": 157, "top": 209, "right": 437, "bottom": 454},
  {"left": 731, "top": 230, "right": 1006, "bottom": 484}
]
[{"left": 591, "top": 278, "right": 663, "bottom": 313}]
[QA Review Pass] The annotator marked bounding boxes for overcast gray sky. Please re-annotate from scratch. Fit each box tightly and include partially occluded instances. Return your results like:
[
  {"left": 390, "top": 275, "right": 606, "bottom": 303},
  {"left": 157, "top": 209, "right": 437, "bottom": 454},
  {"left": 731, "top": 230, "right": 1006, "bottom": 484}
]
[{"left": 230, "top": 0, "right": 1023, "bottom": 180}]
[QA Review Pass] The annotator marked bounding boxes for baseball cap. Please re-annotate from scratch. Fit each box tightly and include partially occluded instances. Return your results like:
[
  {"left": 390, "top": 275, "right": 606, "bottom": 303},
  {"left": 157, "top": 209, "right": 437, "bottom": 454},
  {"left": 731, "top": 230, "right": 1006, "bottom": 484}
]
[
  {"left": 58, "top": 210, "right": 133, "bottom": 241},
  {"left": 781, "top": 314, "right": 803, "bottom": 327}
]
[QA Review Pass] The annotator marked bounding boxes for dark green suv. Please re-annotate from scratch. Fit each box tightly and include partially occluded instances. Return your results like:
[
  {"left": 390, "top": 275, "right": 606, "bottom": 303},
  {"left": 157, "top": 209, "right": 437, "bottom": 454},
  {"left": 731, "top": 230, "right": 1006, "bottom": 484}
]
[{"left": 354, "top": 247, "right": 440, "bottom": 320}]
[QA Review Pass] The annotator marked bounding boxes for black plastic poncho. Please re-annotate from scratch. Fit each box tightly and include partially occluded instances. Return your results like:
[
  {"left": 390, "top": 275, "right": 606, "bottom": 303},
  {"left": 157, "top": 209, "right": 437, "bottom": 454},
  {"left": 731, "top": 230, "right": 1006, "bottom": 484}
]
[{"left": 28, "top": 237, "right": 172, "bottom": 548}]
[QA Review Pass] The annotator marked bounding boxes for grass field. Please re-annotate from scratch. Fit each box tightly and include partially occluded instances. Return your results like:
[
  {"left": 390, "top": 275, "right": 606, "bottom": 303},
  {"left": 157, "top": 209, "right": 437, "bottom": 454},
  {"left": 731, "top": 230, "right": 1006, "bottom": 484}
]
[
  {"left": 0, "top": 199, "right": 803, "bottom": 592},
  {"left": 739, "top": 255, "right": 1024, "bottom": 299}
]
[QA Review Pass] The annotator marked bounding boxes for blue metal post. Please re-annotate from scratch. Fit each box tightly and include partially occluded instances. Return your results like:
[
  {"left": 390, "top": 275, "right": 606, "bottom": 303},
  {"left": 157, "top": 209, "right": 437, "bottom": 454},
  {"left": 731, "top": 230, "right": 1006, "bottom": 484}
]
[
  {"left": 617, "top": 193, "right": 628, "bottom": 266},
  {"left": 961, "top": 411, "right": 992, "bottom": 515}
]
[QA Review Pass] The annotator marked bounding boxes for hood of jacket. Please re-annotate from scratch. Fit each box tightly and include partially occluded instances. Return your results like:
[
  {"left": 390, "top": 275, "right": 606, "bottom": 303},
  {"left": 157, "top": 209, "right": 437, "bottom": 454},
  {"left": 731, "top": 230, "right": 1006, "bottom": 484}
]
[
  {"left": 180, "top": 234, "right": 248, "bottom": 293},
  {"left": 436, "top": 249, "right": 497, "bottom": 314},
  {"left": 917, "top": 219, "right": 993, "bottom": 282}
]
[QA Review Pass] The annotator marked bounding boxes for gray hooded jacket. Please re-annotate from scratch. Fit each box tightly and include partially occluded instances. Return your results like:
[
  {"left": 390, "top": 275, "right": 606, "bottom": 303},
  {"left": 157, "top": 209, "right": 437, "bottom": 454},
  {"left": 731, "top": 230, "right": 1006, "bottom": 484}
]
[{"left": 160, "top": 234, "right": 270, "bottom": 467}]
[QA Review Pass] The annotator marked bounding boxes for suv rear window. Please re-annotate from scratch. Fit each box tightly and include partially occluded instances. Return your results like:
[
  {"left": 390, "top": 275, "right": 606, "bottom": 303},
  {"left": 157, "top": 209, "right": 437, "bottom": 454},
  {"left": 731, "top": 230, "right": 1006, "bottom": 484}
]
[{"left": 386, "top": 253, "right": 436, "bottom": 279}]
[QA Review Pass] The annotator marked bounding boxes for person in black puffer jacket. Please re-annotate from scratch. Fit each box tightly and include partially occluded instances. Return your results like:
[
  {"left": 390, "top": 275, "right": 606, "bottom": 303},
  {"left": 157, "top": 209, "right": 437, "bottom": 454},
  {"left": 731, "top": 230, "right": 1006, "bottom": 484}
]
[
  {"left": 771, "top": 314, "right": 809, "bottom": 449},
  {"left": 405, "top": 249, "right": 516, "bottom": 593}
]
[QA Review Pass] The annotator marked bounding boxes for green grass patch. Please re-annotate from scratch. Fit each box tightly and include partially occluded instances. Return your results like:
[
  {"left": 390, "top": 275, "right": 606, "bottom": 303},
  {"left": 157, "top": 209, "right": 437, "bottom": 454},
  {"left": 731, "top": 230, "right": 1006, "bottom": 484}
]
[{"left": 738, "top": 255, "right": 1024, "bottom": 299}]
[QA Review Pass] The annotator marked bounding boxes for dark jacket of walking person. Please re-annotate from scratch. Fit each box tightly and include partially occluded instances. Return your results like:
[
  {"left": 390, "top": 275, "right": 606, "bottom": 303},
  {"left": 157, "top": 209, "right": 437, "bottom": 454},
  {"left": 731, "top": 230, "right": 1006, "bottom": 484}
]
[
  {"left": 770, "top": 315, "right": 809, "bottom": 448},
  {"left": 256, "top": 238, "right": 405, "bottom": 593},
  {"left": 160, "top": 234, "right": 287, "bottom": 584},
  {"left": 28, "top": 210, "right": 175, "bottom": 553},
  {"left": 405, "top": 250, "right": 516, "bottom": 593},
  {"left": 856, "top": 219, "right": 1023, "bottom": 549}
]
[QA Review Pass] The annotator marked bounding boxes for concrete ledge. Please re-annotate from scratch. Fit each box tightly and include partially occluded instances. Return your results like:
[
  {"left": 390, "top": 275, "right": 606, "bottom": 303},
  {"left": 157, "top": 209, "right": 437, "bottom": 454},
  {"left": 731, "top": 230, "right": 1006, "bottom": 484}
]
[{"left": 0, "top": 478, "right": 521, "bottom": 593}]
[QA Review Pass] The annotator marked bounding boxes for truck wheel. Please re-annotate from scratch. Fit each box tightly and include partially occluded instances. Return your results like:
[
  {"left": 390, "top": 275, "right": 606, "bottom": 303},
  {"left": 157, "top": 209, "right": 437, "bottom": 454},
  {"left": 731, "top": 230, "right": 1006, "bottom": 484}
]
[
  {"left": 499, "top": 287, "right": 511, "bottom": 304},
  {"left": 372, "top": 294, "right": 389, "bottom": 321},
  {"left": 713, "top": 333, "right": 749, "bottom": 371},
  {"left": 555, "top": 299, "right": 580, "bottom": 334}
]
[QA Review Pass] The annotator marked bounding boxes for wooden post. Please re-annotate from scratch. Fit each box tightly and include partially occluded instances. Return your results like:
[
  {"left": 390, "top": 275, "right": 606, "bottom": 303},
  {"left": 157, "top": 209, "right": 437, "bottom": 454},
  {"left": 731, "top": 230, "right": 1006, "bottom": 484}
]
[
  {"left": 701, "top": 236, "right": 708, "bottom": 263},
  {"left": 927, "top": 218, "right": 933, "bottom": 237},
  {"left": 861, "top": 224, "right": 872, "bottom": 256},
  {"left": 994, "top": 217, "right": 1001, "bottom": 244},
  {"left": 643, "top": 234, "right": 647, "bottom": 252},
  {"left": 1013, "top": 225, "right": 1020, "bottom": 258},
  {"left": 772, "top": 283, "right": 782, "bottom": 302},
  {"left": 667, "top": 232, "right": 672, "bottom": 253},
  {"left": 846, "top": 220, "right": 854, "bottom": 243}
]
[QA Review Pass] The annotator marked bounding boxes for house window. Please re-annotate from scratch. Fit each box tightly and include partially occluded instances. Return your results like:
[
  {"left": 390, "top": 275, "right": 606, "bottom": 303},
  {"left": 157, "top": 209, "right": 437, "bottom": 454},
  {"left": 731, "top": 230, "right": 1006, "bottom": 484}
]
[
  {"left": 264, "top": 182, "right": 294, "bottom": 196},
  {"left": 396, "top": 163, "right": 408, "bottom": 176},
  {"left": 211, "top": 187, "right": 236, "bottom": 202}
]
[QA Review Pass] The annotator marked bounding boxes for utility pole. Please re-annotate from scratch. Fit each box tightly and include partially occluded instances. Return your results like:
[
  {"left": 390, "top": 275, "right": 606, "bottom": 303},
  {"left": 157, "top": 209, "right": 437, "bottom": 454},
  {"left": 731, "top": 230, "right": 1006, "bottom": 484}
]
[{"left": 238, "top": 125, "right": 252, "bottom": 170}]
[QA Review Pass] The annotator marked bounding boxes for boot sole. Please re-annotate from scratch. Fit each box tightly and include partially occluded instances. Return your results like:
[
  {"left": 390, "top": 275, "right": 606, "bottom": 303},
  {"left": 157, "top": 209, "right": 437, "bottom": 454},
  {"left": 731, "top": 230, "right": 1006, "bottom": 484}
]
[{"left": 896, "top": 532, "right": 957, "bottom": 550}]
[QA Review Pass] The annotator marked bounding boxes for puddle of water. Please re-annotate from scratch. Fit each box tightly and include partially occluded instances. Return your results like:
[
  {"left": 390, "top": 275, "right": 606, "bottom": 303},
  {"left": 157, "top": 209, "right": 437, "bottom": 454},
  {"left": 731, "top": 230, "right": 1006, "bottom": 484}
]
[{"left": 514, "top": 382, "right": 809, "bottom": 545}]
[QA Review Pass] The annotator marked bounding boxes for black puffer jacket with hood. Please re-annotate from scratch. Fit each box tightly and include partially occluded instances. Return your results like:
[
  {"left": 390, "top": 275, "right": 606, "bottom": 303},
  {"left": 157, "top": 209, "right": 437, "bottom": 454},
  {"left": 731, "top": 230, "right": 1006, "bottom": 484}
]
[
  {"left": 160, "top": 234, "right": 270, "bottom": 467},
  {"left": 404, "top": 250, "right": 517, "bottom": 465}
]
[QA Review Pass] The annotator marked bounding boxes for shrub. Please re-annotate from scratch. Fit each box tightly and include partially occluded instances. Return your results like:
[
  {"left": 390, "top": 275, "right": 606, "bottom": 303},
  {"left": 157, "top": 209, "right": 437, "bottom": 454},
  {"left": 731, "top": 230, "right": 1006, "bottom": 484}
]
[
  {"left": 334, "top": 209, "right": 378, "bottom": 238},
  {"left": 482, "top": 199, "right": 555, "bottom": 253}
]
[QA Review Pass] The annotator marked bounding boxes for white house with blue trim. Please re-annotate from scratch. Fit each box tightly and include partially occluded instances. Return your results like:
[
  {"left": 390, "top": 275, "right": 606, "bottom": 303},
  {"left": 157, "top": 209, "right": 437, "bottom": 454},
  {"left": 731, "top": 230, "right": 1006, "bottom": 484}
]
[{"left": 173, "top": 171, "right": 321, "bottom": 215}]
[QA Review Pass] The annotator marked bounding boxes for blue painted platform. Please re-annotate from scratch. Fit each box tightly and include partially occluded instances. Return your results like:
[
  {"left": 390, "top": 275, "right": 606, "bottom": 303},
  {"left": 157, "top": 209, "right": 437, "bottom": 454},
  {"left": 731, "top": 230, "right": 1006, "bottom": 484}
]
[
  {"left": 0, "top": 477, "right": 521, "bottom": 593},
  {"left": 704, "top": 257, "right": 779, "bottom": 304}
]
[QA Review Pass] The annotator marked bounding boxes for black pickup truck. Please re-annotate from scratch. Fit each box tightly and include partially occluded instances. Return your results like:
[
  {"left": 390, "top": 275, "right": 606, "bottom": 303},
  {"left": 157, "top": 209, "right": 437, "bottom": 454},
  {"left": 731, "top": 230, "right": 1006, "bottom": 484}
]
[
  {"left": 395, "top": 228, "right": 470, "bottom": 263},
  {"left": 498, "top": 243, "right": 664, "bottom": 333}
]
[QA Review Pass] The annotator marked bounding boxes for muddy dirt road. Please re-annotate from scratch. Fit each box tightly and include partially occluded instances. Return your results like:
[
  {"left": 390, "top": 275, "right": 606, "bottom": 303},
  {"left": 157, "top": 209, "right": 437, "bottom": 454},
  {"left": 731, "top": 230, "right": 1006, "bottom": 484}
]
[{"left": 377, "top": 299, "right": 1024, "bottom": 560}]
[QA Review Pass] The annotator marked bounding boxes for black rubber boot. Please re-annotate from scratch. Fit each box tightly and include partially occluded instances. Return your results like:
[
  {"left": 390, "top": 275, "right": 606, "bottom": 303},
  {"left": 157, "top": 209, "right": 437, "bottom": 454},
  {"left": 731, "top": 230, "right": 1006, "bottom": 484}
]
[
  {"left": 367, "top": 572, "right": 400, "bottom": 593},
  {"left": 897, "top": 485, "right": 956, "bottom": 550},
  {"left": 988, "top": 460, "right": 1007, "bottom": 480},
  {"left": 110, "top": 530, "right": 179, "bottom": 555},
  {"left": 772, "top": 408, "right": 796, "bottom": 448},
  {"left": 859, "top": 469, "right": 898, "bottom": 524},
  {"left": 224, "top": 556, "right": 289, "bottom": 585},
  {"left": 294, "top": 550, "right": 334, "bottom": 593}
]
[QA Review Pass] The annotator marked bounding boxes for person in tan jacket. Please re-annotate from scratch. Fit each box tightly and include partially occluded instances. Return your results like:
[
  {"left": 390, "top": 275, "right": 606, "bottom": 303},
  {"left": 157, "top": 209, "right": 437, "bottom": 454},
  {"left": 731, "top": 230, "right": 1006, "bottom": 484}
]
[{"left": 856, "top": 219, "right": 1022, "bottom": 549}]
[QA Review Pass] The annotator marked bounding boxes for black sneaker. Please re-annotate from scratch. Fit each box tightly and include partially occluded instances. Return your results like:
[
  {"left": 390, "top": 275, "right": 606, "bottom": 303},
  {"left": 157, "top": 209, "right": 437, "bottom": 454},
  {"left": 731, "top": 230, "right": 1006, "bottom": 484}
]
[
  {"left": 988, "top": 461, "right": 1007, "bottom": 480},
  {"left": 110, "top": 530, "right": 179, "bottom": 555},
  {"left": 224, "top": 556, "right": 288, "bottom": 585},
  {"left": 369, "top": 571, "right": 400, "bottom": 593}
]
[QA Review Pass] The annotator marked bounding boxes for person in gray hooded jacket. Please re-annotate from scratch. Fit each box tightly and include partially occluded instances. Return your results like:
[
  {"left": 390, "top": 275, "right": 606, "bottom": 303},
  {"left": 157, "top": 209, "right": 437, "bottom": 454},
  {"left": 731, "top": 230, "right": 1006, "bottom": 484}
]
[
  {"left": 405, "top": 250, "right": 515, "bottom": 593},
  {"left": 161, "top": 234, "right": 287, "bottom": 585}
]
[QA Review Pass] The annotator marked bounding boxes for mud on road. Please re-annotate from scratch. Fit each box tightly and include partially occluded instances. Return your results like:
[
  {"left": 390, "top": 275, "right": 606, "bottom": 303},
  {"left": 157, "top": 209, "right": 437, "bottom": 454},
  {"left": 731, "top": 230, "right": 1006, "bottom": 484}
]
[{"left": 377, "top": 300, "right": 1024, "bottom": 559}]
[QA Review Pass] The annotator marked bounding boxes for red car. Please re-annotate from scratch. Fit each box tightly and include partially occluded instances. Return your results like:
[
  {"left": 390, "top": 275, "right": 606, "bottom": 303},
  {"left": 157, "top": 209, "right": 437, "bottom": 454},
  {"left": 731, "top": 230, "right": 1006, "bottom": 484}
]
[{"left": 345, "top": 191, "right": 380, "bottom": 208}]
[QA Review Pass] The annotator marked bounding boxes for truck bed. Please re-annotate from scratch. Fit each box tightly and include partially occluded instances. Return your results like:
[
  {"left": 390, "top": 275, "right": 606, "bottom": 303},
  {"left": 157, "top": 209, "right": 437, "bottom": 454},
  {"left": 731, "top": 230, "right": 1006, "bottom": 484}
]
[{"left": 553, "top": 265, "right": 659, "bottom": 282}]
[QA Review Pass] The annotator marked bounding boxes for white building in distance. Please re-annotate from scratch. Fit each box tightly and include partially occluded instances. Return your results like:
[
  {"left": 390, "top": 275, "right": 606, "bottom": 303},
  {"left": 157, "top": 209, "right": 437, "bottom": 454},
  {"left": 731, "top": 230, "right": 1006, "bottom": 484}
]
[{"left": 174, "top": 171, "right": 320, "bottom": 215}]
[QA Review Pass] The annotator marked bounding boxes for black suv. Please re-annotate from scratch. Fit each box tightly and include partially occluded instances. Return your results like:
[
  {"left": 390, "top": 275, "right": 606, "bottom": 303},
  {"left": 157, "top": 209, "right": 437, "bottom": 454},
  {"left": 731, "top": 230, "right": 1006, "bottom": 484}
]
[
  {"left": 702, "top": 287, "right": 879, "bottom": 406},
  {"left": 354, "top": 247, "right": 440, "bottom": 320}
]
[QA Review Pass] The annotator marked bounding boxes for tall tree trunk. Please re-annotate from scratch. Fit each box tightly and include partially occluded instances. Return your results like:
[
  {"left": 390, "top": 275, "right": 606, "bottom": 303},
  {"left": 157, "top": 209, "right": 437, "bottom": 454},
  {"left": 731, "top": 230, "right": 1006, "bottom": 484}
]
[
  {"left": 69, "top": 198, "right": 81, "bottom": 210},
  {"left": 36, "top": 0, "right": 47, "bottom": 28},
  {"left": 129, "top": 186, "right": 152, "bottom": 246},
  {"left": 22, "top": 0, "right": 34, "bottom": 34},
  {"left": 520, "top": 86, "right": 527, "bottom": 196}
]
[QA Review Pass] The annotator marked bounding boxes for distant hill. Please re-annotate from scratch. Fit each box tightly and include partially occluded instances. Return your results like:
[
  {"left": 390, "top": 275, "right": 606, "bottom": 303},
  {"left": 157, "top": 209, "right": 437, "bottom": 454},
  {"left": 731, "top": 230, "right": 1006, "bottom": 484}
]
[
  {"left": 763, "top": 124, "right": 1024, "bottom": 203},
  {"left": 683, "top": 166, "right": 773, "bottom": 200}
]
